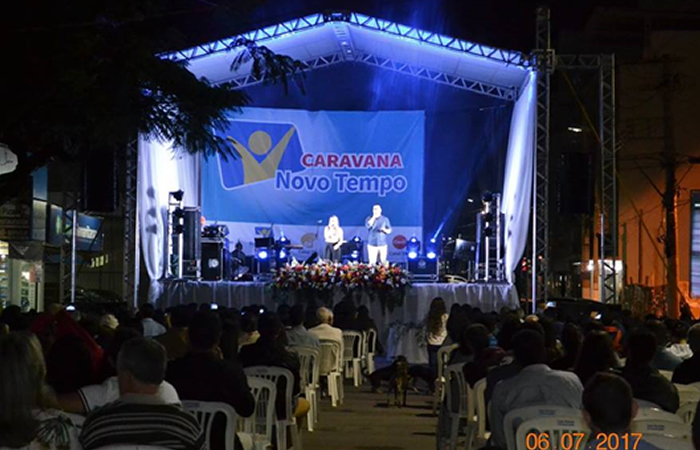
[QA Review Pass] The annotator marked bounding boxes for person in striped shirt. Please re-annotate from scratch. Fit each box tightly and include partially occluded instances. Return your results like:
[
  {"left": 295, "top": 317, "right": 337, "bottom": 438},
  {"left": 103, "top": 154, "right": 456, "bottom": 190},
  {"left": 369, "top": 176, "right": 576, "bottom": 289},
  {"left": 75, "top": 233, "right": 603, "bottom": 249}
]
[{"left": 80, "top": 337, "right": 204, "bottom": 450}]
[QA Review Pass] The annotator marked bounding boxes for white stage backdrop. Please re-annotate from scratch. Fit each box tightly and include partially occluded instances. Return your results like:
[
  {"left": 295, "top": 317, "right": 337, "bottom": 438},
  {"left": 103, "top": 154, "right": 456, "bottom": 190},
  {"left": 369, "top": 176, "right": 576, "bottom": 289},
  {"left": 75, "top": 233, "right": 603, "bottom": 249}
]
[{"left": 502, "top": 72, "right": 536, "bottom": 283}]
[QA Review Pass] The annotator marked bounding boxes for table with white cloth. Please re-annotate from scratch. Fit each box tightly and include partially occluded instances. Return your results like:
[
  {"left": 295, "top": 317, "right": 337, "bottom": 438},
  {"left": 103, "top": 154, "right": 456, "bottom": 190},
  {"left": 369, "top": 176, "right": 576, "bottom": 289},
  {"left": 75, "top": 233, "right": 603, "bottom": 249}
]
[{"left": 159, "top": 280, "right": 519, "bottom": 364}]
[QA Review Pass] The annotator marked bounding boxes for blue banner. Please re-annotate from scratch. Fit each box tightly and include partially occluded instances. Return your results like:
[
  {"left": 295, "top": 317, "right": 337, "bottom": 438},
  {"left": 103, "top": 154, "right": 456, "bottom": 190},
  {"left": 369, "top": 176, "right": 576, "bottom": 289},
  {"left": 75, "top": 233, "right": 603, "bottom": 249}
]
[{"left": 202, "top": 108, "right": 424, "bottom": 259}]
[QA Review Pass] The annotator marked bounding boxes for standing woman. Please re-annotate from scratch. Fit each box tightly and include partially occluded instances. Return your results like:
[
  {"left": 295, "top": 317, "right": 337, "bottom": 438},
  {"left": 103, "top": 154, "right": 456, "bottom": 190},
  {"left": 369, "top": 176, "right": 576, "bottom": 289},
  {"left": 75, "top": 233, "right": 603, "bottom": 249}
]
[
  {"left": 323, "top": 215, "right": 344, "bottom": 262},
  {"left": 426, "top": 297, "right": 449, "bottom": 380}
]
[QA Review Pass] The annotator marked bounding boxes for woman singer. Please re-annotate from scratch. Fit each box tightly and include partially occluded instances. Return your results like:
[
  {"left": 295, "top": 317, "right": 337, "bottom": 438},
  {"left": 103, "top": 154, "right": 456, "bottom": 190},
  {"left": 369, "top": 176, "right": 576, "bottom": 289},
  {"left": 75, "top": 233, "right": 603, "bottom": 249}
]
[{"left": 324, "top": 215, "right": 344, "bottom": 262}]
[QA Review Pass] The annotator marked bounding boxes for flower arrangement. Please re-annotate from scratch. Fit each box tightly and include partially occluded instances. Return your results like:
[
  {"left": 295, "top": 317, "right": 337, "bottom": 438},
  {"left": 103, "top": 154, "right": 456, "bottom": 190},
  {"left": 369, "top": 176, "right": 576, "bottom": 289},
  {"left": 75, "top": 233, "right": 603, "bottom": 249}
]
[{"left": 271, "top": 261, "right": 411, "bottom": 311}]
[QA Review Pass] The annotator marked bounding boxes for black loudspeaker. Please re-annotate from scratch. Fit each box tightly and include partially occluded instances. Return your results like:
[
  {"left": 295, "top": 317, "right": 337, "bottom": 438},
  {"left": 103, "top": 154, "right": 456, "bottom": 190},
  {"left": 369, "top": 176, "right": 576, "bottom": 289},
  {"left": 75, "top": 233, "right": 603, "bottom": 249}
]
[
  {"left": 202, "top": 239, "right": 226, "bottom": 281},
  {"left": 183, "top": 207, "right": 201, "bottom": 278},
  {"left": 408, "top": 256, "right": 439, "bottom": 282},
  {"left": 559, "top": 152, "right": 593, "bottom": 214},
  {"left": 81, "top": 150, "right": 118, "bottom": 212}
]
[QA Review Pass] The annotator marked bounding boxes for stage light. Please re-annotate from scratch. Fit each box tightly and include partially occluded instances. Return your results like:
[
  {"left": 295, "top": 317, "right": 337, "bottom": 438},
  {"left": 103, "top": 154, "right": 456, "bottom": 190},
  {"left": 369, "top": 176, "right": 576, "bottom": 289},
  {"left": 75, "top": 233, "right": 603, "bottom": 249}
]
[
  {"left": 467, "top": 198, "right": 474, "bottom": 203},
  {"left": 426, "top": 237, "right": 438, "bottom": 260},
  {"left": 406, "top": 235, "right": 420, "bottom": 259},
  {"left": 426, "top": 251, "right": 437, "bottom": 259},
  {"left": 408, "top": 251, "right": 418, "bottom": 260},
  {"left": 567, "top": 126, "right": 583, "bottom": 133},
  {"left": 257, "top": 250, "right": 268, "bottom": 260},
  {"left": 353, "top": 236, "right": 361, "bottom": 243},
  {"left": 351, "top": 250, "right": 359, "bottom": 259},
  {"left": 279, "top": 249, "right": 287, "bottom": 259}
]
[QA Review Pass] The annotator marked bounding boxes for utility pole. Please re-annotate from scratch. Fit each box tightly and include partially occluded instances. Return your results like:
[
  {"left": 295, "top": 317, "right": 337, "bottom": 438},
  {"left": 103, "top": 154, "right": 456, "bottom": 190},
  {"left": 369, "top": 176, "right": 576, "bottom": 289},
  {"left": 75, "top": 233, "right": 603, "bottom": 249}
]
[{"left": 662, "top": 54, "right": 679, "bottom": 319}]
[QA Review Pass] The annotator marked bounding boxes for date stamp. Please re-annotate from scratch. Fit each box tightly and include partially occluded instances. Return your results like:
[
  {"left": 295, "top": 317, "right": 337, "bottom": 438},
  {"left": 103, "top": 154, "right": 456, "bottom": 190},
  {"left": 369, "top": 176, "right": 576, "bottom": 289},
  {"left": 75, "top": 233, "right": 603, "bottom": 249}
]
[{"left": 525, "top": 432, "right": 644, "bottom": 450}]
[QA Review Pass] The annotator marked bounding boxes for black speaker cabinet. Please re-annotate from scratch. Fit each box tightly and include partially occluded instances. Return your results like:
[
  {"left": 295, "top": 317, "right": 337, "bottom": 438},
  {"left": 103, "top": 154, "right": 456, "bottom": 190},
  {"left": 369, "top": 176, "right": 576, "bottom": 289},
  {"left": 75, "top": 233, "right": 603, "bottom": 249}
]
[
  {"left": 408, "top": 256, "right": 439, "bottom": 282},
  {"left": 202, "top": 238, "right": 226, "bottom": 281}
]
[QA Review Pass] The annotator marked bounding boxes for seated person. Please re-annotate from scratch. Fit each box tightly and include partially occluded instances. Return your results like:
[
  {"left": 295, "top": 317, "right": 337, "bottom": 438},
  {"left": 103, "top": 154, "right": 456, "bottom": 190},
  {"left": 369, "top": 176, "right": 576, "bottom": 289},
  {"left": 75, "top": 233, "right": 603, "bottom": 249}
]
[
  {"left": 308, "top": 307, "right": 344, "bottom": 374},
  {"left": 583, "top": 373, "right": 663, "bottom": 450},
  {"left": 461, "top": 324, "right": 506, "bottom": 387},
  {"left": 286, "top": 304, "right": 320, "bottom": 349},
  {"left": 0, "top": 332, "right": 83, "bottom": 450},
  {"left": 166, "top": 311, "right": 254, "bottom": 417},
  {"left": 139, "top": 303, "right": 166, "bottom": 338},
  {"left": 156, "top": 305, "right": 192, "bottom": 360},
  {"left": 646, "top": 320, "right": 683, "bottom": 371},
  {"left": 489, "top": 329, "right": 584, "bottom": 449},
  {"left": 238, "top": 311, "right": 260, "bottom": 350},
  {"left": 673, "top": 323, "right": 700, "bottom": 384},
  {"left": 240, "top": 313, "right": 309, "bottom": 421},
  {"left": 621, "top": 329, "right": 679, "bottom": 412},
  {"left": 80, "top": 338, "right": 204, "bottom": 450}
]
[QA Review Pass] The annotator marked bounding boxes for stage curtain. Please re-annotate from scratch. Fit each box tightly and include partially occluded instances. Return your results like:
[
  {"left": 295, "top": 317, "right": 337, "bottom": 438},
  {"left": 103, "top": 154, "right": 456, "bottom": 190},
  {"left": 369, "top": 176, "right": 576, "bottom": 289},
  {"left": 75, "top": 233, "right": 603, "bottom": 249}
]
[
  {"left": 137, "top": 138, "right": 200, "bottom": 303},
  {"left": 501, "top": 71, "right": 536, "bottom": 283}
]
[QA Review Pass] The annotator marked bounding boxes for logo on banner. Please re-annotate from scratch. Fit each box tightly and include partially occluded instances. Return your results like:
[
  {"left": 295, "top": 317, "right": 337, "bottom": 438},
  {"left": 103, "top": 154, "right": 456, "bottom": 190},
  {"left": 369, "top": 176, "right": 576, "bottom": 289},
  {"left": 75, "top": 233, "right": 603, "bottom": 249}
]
[
  {"left": 393, "top": 235, "right": 407, "bottom": 250},
  {"left": 220, "top": 121, "right": 304, "bottom": 189}
]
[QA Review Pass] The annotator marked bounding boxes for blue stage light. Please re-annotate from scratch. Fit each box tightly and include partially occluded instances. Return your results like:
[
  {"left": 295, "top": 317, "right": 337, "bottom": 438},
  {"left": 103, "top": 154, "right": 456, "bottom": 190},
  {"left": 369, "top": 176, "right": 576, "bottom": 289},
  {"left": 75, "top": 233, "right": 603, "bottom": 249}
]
[
  {"left": 426, "top": 251, "right": 437, "bottom": 260},
  {"left": 408, "top": 251, "right": 418, "bottom": 260},
  {"left": 406, "top": 235, "right": 420, "bottom": 260},
  {"left": 426, "top": 237, "right": 438, "bottom": 260},
  {"left": 258, "top": 250, "right": 268, "bottom": 260},
  {"left": 351, "top": 250, "right": 359, "bottom": 259},
  {"left": 279, "top": 249, "right": 287, "bottom": 259},
  {"left": 353, "top": 236, "right": 361, "bottom": 243}
]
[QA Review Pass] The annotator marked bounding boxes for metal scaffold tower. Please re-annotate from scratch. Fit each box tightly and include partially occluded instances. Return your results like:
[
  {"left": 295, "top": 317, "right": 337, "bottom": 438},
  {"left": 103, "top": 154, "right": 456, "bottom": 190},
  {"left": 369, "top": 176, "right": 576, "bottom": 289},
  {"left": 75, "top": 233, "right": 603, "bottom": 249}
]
[{"left": 122, "top": 141, "right": 140, "bottom": 308}]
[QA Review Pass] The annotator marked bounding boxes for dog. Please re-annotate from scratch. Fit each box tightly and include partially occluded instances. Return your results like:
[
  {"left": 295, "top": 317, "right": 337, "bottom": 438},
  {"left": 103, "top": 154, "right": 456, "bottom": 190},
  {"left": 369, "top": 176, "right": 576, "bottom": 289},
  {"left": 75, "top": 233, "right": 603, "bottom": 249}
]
[{"left": 387, "top": 355, "right": 411, "bottom": 407}]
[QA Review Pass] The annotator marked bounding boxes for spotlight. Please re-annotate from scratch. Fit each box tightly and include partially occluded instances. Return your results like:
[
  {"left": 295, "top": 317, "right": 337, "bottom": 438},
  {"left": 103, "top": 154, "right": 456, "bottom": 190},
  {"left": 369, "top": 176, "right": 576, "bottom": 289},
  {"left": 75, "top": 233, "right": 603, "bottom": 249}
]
[
  {"left": 408, "top": 251, "right": 418, "bottom": 260},
  {"left": 351, "top": 250, "right": 359, "bottom": 260},
  {"left": 279, "top": 249, "right": 287, "bottom": 259},
  {"left": 406, "top": 235, "right": 420, "bottom": 260},
  {"left": 353, "top": 236, "right": 361, "bottom": 243},
  {"left": 426, "top": 251, "right": 437, "bottom": 259},
  {"left": 426, "top": 237, "right": 438, "bottom": 260},
  {"left": 257, "top": 250, "right": 268, "bottom": 260}
]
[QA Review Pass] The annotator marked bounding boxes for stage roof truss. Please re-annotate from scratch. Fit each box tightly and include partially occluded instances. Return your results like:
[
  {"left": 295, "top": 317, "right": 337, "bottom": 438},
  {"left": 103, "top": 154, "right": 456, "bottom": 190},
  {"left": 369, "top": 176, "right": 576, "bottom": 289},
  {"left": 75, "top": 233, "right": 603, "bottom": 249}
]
[{"left": 164, "top": 11, "right": 531, "bottom": 101}]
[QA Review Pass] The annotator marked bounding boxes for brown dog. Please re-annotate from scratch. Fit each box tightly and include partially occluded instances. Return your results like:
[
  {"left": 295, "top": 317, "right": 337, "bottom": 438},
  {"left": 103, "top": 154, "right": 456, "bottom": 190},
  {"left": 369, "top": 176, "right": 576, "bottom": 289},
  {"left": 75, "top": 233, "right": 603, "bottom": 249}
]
[{"left": 387, "top": 355, "right": 411, "bottom": 407}]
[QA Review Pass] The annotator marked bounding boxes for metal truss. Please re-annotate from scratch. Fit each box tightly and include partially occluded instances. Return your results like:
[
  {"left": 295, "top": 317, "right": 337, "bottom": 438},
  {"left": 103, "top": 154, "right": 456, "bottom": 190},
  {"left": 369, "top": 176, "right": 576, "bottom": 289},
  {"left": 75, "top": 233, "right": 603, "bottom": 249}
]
[
  {"left": 599, "top": 55, "right": 617, "bottom": 303},
  {"left": 553, "top": 54, "right": 619, "bottom": 304},
  {"left": 355, "top": 53, "right": 517, "bottom": 100},
  {"left": 222, "top": 51, "right": 518, "bottom": 100},
  {"left": 122, "top": 141, "right": 140, "bottom": 308},
  {"left": 532, "top": 7, "right": 554, "bottom": 309},
  {"left": 219, "top": 53, "right": 346, "bottom": 88},
  {"left": 59, "top": 164, "right": 80, "bottom": 305},
  {"left": 165, "top": 11, "right": 529, "bottom": 68}
]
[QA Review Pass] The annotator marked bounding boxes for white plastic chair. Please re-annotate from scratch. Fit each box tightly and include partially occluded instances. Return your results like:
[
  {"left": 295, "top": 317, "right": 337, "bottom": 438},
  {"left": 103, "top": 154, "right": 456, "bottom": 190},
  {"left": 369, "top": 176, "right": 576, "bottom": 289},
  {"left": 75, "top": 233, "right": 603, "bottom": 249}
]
[
  {"left": 632, "top": 420, "right": 692, "bottom": 441},
  {"left": 659, "top": 370, "right": 674, "bottom": 381},
  {"left": 291, "top": 346, "right": 321, "bottom": 432},
  {"left": 433, "top": 343, "right": 459, "bottom": 414},
  {"left": 514, "top": 416, "right": 590, "bottom": 450},
  {"left": 504, "top": 405, "right": 583, "bottom": 450},
  {"left": 245, "top": 366, "right": 302, "bottom": 450},
  {"left": 240, "top": 377, "right": 276, "bottom": 450},
  {"left": 473, "top": 378, "right": 488, "bottom": 441},
  {"left": 675, "top": 383, "right": 700, "bottom": 406},
  {"left": 635, "top": 407, "right": 684, "bottom": 424},
  {"left": 677, "top": 402, "right": 697, "bottom": 424},
  {"left": 342, "top": 331, "right": 364, "bottom": 387},
  {"left": 363, "top": 328, "right": 378, "bottom": 375},
  {"left": 439, "top": 363, "right": 476, "bottom": 450},
  {"left": 644, "top": 435, "right": 694, "bottom": 450},
  {"left": 181, "top": 400, "right": 238, "bottom": 450},
  {"left": 320, "top": 340, "right": 344, "bottom": 407}
]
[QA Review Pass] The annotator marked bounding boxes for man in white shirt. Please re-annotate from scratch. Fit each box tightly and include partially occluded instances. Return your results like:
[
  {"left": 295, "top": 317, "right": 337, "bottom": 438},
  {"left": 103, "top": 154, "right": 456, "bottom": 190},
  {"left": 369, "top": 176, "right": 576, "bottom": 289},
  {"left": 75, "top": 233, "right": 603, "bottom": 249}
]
[
  {"left": 140, "top": 303, "right": 166, "bottom": 338},
  {"left": 309, "top": 307, "right": 344, "bottom": 374},
  {"left": 489, "top": 329, "right": 584, "bottom": 449}
]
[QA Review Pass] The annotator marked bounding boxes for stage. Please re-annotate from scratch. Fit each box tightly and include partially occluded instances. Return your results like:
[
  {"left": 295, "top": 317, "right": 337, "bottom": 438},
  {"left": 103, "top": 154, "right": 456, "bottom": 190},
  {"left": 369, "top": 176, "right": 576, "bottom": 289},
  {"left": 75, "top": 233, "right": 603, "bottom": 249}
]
[{"left": 158, "top": 279, "right": 519, "bottom": 364}]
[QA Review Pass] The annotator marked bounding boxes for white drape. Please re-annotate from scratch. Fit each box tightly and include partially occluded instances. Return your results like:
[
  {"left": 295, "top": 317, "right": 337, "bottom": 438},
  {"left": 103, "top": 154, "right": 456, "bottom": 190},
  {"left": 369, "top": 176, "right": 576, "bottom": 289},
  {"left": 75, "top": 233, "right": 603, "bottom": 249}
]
[
  {"left": 138, "top": 137, "right": 200, "bottom": 303},
  {"left": 501, "top": 71, "right": 537, "bottom": 283}
]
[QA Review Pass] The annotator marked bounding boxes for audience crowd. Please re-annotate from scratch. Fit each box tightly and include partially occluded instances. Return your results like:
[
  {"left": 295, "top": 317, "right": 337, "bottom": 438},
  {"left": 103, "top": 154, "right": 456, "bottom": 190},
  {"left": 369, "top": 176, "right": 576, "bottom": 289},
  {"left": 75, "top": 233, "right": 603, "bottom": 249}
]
[{"left": 1, "top": 296, "right": 700, "bottom": 450}]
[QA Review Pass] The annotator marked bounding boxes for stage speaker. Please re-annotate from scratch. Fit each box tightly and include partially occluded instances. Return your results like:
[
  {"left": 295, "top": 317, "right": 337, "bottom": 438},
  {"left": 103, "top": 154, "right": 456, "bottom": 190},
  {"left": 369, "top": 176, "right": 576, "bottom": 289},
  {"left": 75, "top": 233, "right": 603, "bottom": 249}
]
[
  {"left": 408, "top": 256, "right": 439, "bottom": 282},
  {"left": 202, "top": 238, "right": 226, "bottom": 281},
  {"left": 81, "top": 150, "right": 118, "bottom": 212},
  {"left": 183, "top": 207, "right": 201, "bottom": 278},
  {"left": 559, "top": 152, "right": 593, "bottom": 214}
]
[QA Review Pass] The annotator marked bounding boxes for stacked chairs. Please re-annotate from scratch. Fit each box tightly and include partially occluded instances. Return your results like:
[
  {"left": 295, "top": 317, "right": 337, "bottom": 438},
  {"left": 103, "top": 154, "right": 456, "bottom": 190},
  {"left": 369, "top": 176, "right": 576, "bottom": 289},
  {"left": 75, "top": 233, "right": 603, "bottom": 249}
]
[
  {"left": 241, "top": 377, "right": 277, "bottom": 450},
  {"left": 342, "top": 331, "right": 364, "bottom": 387},
  {"left": 437, "top": 363, "right": 476, "bottom": 450},
  {"left": 291, "top": 346, "right": 321, "bottom": 432},
  {"left": 363, "top": 328, "right": 378, "bottom": 375},
  {"left": 245, "top": 366, "right": 302, "bottom": 450},
  {"left": 319, "top": 340, "right": 344, "bottom": 407},
  {"left": 181, "top": 401, "right": 238, "bottom": 450},
  {"left": 433, "top": 344, "right": 459, "bottom": 414}
]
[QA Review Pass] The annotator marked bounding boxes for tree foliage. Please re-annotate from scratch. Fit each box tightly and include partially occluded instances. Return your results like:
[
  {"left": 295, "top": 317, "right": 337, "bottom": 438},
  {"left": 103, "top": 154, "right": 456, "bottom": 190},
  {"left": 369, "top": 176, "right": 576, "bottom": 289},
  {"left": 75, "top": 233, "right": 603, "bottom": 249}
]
[{"left": 0, "top": 0, "right": 304, "bottom": 202}]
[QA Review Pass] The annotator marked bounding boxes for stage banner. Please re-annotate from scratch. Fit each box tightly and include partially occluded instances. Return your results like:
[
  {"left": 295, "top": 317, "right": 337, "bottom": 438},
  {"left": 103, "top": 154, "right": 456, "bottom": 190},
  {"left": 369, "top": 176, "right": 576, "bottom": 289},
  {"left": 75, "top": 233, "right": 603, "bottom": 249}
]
[{"left": 202, "top": 107, "right": 424, "bottom": 261}]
